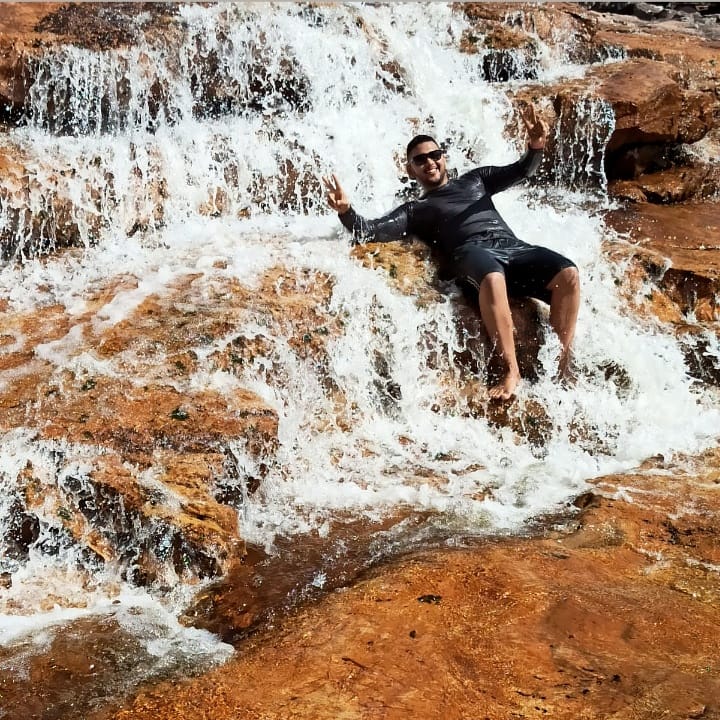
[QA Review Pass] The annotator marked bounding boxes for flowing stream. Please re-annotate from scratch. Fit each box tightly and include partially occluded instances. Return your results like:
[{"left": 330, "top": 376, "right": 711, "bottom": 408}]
[{"left": 0, "top": 3, "right": 718, "bottom": 717}]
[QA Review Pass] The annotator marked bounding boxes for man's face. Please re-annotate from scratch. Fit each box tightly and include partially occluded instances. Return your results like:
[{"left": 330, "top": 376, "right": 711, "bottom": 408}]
[{"left": 407, "top": 141, "right": 448, "bottom": 190}]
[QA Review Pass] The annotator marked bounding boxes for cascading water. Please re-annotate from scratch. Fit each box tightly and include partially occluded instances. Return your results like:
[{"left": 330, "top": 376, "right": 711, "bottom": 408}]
[{"left": 0, "top": 3, "right": 718, "bottom": 715}]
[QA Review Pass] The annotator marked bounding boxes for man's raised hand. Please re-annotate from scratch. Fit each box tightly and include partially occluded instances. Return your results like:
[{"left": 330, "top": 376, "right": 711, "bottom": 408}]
[
  {"left": 521, "top": 103, "right": 547, "bottom": 150},
  {"left": 323, "top": 174, "right": 351, "bottom": 214}
]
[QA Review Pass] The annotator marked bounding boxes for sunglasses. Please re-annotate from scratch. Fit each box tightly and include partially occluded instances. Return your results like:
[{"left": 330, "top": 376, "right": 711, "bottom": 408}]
[{"left": 409, "top": 148, "right": 444, "bottom": 166}]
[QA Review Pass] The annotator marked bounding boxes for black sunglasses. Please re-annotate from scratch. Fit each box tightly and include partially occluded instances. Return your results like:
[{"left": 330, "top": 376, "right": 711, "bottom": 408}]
[{"left": 409, "top": 148, "right": 444, "bottom": 166}]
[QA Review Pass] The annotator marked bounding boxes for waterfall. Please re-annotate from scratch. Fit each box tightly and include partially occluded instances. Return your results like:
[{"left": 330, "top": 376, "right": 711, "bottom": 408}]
[{"left": 0, "top": 1, "right": 717, "bottom": 697}]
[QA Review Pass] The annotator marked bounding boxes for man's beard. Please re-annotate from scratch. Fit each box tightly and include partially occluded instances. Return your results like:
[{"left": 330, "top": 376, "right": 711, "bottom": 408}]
[{"left": 422, "top": 168, "right": 448, "bottom": 189}]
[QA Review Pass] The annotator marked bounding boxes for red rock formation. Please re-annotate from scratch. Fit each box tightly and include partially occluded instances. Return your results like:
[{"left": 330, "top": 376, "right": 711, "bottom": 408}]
[
  {"left": 102, "top": 450, "right": 720, "bottom": 720},
  {"left": 461, "top": 3, "right": 720, "bottom": 196},
  {"left": 605, "top": 200, "right": 720, "bottom": 322}
]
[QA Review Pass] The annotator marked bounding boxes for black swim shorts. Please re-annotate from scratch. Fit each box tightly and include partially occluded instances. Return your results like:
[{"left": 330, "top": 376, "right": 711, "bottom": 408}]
[{"left": 450, "top": 241, "right": 576, "bottom": 305}]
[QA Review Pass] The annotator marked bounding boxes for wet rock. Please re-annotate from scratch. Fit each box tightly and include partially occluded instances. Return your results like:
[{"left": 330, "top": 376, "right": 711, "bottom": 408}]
[
  {"left": 460, "top": 3, "right": 601, "bottom": 64},
  {"left": 572, "top": 491, "right": 601, "bottom": 510},
  {"left": 191, "top": 34, "right": 313, "bottom": 120},
  {"left": 585, "top": 1, "right": 720, "bottom": 34},
  {"left": 633, "top": 3, "right": 667, "bottom": 21},
  {"left": 0, "top": 3, "right": 310, "bottom": 134},
  {"left": 608, "top": 160, "right": 720, "bottom": 203},
  {"left": 0, "top": 611, "right": 227, "bottom": 720},
  {"left": 107, "top": 450, "right": 720, "bottom": 720},
  {"left": 0, "top": 139, "right": 169, "bottom": 259},
  {"left": 512, "top": 56, "right": 716, "bottom": 190},
  {"left": 498, "top": 1, "right": 720, "bottom": 191},
  {"left": 0, "top": 4, "right": 179, "bottom": 130},
  {"left": 678, "top": 326, "right": 720, "bottom": 386},
  {"left": 604, "top": 200, "right": 720, "bottom": 323},
  {"left": 0, "top": 142, "right": 93, "bottom": 259},
  {"left": 459, "top": 21, "right": 540, "bottom": 82},
  {"left": 33, "top": 3, "right": 180, "bottom": 51},
  {"left": 0, "top": 274, "right": 287, "bottom": 584},
  {"left": 181, "top": 513, "right": 431, "bottom": 645},
  {"left": 250, "top": 152, "right": 325, "bottom": 215},
  {"left": 597, "top": 59, "right": 713, "bottom": 152},
  {"left": 19, "top": 452, "right": 243, "bottom": 583}
]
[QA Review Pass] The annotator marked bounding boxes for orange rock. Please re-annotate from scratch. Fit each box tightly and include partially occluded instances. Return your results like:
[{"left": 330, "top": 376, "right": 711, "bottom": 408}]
[
  {"left": 593, "top": 58, "right": 713, "bottom": 150},
  {"left": 0, "top": 272, "right": 283, "bottom": 582},
  {"left": 104, "top": 451, "right": 720, "bottom": 720},
  {"left": 604, "top": 200, "right": 720, "bottom": 323}
]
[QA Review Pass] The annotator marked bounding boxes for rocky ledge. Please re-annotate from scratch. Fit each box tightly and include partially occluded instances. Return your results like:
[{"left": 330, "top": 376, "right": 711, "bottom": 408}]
[{"left": 101, "top": 448, "right": 720, "bottom": 720}]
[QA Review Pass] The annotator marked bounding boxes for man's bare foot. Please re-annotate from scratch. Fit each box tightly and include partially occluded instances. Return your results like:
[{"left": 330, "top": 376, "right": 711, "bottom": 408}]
[
  {"left": 555, "top": 354, "right": 578, "bottom": 387},
  {"left": 488, "top": 370, "right": 521, "bottom": 400}
]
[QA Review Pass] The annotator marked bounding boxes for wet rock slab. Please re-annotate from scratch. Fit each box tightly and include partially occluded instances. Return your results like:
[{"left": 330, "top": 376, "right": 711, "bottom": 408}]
[
  {"left": 0, "top": 610, "right": 230, "bottom": 720},
  {"left": 0, "top": 272, "right": 285, "bottom": 585},
  {"left": 604, "top": 200, "right": 720, "bottom": 324},
  {"left": 605, "top": 201, "right": 720, "bottom": 279},
  {"left": 103, "top": 450, "right": 720, "bottom": 720}
]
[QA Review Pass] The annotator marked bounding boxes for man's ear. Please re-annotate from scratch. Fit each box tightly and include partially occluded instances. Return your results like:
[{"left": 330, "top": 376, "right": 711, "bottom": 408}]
[{"left": 406, "top": 161, "right": 417, "bottom": 180}]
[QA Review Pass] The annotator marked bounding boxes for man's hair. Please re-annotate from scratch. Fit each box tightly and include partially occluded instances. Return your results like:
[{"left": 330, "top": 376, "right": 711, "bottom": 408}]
[{"left": 406, "top": 134, "right": 438, "bottom": 158}]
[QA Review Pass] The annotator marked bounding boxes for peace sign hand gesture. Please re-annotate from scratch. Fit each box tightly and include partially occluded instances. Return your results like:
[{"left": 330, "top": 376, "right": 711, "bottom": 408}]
[
  {"left": 521, "top": 103, "right": 548, "bottom": 150},
  {"left": 323, "top": 174, "right": 351, "bottom": 215}
]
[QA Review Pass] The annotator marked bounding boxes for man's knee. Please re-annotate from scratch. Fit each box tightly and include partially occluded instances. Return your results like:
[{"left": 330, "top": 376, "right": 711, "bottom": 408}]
[
  {"left": 548, "top": 265, "right": 579, "bottom": 294},
  {"left": 480, "top": 271, "right": 507, "bottom": 293}
]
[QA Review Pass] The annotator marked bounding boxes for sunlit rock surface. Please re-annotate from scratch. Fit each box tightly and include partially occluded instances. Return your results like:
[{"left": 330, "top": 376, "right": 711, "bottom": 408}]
[
  {"left": 105, "top": 449, "right": 720, "bottom": 720},
  {"left": 605, "top": 201, "right": 720, "bottom": 321},
  {"left": 463, "top": 2, "right": 720, "bottom": 196},
  {"left": 0, "top": 271, "right": 281, "bottom": 583}
]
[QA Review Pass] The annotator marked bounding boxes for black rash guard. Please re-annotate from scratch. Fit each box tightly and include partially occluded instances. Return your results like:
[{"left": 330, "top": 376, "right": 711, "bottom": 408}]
[
  {"left": 337, "top": 147, "right": 576, "bottom": 303},
  {"left": 338, "top": 148, "right": 543, "bottom": 259}
]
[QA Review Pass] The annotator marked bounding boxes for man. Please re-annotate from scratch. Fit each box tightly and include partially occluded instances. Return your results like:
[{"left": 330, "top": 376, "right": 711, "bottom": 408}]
[{"left": 323, "top": 105, "right": 580, "bottom": 400}]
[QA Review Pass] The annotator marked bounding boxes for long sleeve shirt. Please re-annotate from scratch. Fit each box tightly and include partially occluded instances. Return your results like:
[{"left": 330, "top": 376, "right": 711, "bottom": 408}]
[{"left": 339, "top": 148, "right": 543, "bottom": 262}]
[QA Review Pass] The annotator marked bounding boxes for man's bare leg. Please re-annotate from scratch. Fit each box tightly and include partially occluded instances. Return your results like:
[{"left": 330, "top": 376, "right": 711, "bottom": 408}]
[
  {"left": 478, "top": 272, "right": 521, "bottom": 400},
  {"left": 546, "top": 266, "right": 580, "bottom": 378}
]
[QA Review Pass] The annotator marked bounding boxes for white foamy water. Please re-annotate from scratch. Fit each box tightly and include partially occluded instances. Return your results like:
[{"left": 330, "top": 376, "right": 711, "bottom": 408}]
[{"left": 0, "top": 1, "right": 717, "bottom": 665}]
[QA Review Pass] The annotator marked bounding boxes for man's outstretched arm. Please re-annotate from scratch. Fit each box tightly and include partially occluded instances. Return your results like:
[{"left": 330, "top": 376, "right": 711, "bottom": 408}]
[
  {"left": 522, "top": 103, "right": 547, "bottom": 151},
  {"left": 323, "top": 173, "right": 411, "bottom": 245},
  {"left": 478, "top": 103, "right": 548, "bottom": 196}
]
